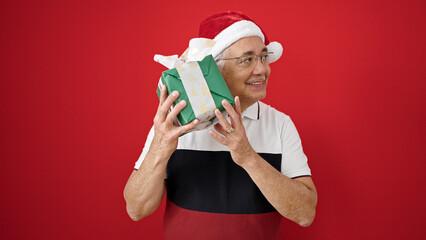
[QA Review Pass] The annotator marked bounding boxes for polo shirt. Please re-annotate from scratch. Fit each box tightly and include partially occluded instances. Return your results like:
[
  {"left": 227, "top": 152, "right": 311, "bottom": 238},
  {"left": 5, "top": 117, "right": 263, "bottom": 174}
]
[{"left": 134, "top": 101, "right": 311, "bottom": 240}]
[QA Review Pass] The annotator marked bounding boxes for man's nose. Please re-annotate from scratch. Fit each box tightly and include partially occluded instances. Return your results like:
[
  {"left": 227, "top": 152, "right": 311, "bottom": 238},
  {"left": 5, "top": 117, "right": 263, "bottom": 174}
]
[{"left": 252, "top": 57, "right": 267, "bottom": 75}]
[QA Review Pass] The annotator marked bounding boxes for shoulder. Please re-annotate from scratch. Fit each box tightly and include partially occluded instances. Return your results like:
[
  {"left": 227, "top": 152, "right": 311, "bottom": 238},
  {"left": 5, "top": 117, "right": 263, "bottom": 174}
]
[
  {"left": 259, "top": 101, "right": 289, "bottom": 118},
  {"left": 258, "top": 101, "right": 291, "bottom": 129}
]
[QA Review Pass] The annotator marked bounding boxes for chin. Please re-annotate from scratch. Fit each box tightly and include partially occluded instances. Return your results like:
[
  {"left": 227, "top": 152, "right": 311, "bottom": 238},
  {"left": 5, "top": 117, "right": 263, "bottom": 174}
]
[
  {"left": 256, "top": 91, "right": 267, "bottom": 101},
  {"left": 249, "top": 93, "right": 266, "bottom": 104}
]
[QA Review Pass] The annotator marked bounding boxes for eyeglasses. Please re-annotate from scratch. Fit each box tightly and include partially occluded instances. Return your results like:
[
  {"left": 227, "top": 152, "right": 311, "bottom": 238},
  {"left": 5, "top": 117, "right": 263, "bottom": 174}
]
[{"left": 217, "top": 52, "right": 273, "bottom": 68}]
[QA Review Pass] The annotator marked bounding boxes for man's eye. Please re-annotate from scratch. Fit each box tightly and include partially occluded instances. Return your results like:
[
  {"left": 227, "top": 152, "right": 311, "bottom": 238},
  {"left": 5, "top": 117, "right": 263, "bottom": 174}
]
[
  {"left": 261, "top": 55, "right": 268, "bottom": 61},
  {"left": 241, "top": 57, "right": 253, "bottom": 64}
]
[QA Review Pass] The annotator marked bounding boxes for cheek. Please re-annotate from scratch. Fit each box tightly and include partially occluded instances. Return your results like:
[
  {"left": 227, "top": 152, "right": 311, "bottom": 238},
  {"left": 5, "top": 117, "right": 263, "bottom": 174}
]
[
  {"left": 224, "top": 79, "right": 237, "bottom": 95},
  {"left": 265, "top": 65, "right": 271, "bottom": 78},
  {"left": 222, "top": 69, "right": 236, "bottom": 87},
  {"left": 220, "top": 66, "right": 250, "bottom": 94}
]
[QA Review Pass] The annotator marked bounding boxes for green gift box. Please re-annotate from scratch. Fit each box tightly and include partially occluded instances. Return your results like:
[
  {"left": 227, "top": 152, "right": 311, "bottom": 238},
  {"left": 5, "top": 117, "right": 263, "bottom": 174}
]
[{"left": 156, "top": 55, "right": 234, "bottom": 129}]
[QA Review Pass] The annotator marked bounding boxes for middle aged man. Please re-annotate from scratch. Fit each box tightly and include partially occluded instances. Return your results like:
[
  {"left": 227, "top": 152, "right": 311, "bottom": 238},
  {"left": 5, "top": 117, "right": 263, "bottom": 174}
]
[{"left": 124, "top": 11, "right": 318, "bottom": 240}]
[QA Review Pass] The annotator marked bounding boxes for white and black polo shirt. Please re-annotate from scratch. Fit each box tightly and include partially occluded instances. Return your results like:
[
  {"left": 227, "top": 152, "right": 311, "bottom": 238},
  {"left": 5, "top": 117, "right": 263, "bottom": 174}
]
[{"left": 134, "top": 101, "right": 311, "bottom": 240}]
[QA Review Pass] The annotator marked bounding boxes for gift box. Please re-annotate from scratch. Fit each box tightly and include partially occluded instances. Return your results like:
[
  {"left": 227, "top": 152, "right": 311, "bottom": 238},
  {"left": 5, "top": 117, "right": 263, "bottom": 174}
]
[{"left": 156, "top": 54, "right": 234, "bottom": 131}]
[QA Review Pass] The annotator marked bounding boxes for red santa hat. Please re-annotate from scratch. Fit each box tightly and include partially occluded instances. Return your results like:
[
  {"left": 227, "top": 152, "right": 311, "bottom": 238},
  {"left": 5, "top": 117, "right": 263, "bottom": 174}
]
[{"left": 199, "top": 11, "right": 283, "bottom": 63}]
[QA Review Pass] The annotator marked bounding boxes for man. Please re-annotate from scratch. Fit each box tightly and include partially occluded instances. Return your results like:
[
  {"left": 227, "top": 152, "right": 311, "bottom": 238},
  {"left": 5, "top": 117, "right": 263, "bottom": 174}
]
[{"left": 124, "top": 11, "right": 317, "bottom": 240}]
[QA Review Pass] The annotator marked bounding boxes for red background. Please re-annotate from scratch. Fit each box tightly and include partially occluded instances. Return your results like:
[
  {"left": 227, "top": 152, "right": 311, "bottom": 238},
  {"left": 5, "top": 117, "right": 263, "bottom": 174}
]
[{"left": 1, "top": 0, "right": 425, "bottom": 239}]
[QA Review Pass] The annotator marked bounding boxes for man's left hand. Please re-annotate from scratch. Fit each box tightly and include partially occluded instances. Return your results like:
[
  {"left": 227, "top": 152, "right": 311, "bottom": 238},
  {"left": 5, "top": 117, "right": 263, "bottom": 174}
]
[{"left": 209, "top": 97, "right": 256, "bottom": 166}]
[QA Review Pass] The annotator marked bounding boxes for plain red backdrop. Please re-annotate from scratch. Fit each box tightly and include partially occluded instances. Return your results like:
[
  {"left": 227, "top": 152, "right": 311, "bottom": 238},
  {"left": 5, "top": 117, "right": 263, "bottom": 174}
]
[{"left": 1, "top": 0, "right": 425, "bottom": 239}]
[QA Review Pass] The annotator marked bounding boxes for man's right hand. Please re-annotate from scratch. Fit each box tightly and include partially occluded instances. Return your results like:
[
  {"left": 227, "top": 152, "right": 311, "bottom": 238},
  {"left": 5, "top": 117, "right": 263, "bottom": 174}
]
[
  {"left": 149, "top": 85, "right": 199, "bottom": 160},
  {"left": 124, "top": 84, "right": 198, "bottom": 221}
]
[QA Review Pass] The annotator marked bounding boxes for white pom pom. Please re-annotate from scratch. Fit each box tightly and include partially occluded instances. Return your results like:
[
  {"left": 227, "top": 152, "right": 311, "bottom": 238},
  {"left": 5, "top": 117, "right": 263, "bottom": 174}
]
[{"left": 266, "top": 41, "right": 283, "bottom": 63}]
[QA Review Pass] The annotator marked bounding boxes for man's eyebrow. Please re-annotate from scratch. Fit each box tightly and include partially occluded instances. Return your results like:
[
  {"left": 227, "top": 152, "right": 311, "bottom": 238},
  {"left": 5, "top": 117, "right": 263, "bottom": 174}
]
[
  {"left": 241, "top": 50, "right": 255, "bottom": 56},
  {"left": 241, "top": 47, "right": 268, "bottom": 56}
]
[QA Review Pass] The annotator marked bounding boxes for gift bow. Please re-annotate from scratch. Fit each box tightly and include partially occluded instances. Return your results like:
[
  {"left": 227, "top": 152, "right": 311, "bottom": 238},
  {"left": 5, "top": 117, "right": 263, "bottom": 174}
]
[
  {"left": 154, "top": 38, "right": 218, "bottom": 126},
  {"left": 154, "top": 38, "right": 216, "bottom": 69}
]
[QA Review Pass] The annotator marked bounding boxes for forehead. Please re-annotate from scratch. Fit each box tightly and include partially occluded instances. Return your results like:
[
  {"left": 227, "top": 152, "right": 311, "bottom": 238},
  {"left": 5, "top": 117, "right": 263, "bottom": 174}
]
[{"left": 227, "top": 36, "right": 267, "bottom": 56}]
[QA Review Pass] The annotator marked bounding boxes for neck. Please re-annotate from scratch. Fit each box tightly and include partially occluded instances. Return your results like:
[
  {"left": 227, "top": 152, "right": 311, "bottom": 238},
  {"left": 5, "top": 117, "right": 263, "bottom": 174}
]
[{"left": 240, "top": 101, "right": 256, "bottom": 113}]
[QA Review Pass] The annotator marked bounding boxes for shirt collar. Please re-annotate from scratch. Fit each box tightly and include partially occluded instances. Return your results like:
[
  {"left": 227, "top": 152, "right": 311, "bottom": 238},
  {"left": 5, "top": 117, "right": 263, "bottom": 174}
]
[{"left": 242, "top": 101, "right": 260, "bottom": 120}]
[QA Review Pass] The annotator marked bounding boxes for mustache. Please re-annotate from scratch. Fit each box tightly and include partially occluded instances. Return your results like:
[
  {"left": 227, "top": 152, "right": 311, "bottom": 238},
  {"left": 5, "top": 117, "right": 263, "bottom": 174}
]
[{"left": 246, "top": 76, "right": 266, "bottom": 83}]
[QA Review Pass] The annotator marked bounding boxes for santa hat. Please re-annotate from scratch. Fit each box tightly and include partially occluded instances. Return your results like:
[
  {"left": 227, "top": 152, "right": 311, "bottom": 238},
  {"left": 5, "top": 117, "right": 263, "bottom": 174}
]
[{"left": 199, "top": 11, "right": 283, "bottom": 63}]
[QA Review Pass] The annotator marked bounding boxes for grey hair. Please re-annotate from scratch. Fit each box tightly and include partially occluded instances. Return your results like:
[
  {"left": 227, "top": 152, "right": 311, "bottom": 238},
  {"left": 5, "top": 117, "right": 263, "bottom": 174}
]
[{"left": 215, "top": 47, "right": 230, "bottom": 69}]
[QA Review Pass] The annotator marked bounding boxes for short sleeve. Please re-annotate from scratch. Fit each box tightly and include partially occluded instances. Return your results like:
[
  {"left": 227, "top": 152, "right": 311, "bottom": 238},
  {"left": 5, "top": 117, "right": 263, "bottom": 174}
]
[
  {"left": 280, "top": 117, "right": 311, "bottom": 178},
  {"left": 134, "top": 126, "right": 155, "bottom": 170}
]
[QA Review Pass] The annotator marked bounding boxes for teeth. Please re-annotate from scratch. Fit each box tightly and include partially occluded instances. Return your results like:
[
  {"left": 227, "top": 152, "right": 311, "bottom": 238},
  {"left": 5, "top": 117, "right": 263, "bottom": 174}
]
[{"left": 248, "top": 82, "right": 263, "bottom": 85}]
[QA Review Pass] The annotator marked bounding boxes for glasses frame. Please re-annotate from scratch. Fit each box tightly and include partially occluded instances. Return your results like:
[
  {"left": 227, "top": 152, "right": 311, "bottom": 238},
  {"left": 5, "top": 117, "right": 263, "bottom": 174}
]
[{"left": 216, "top": 52, "right": 274, "bottom": 68}]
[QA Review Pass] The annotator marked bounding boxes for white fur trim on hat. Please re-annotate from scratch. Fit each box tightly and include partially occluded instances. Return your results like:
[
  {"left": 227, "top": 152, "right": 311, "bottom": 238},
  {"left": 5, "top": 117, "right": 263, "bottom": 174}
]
[
  {"left": 211, "top": 20, "right": 283, "bottom": 63},
  {"left": 211, "top": 20, "right": 264, "bottom": 59},
  {"left": 266, "top": 41, "right": 283, "bottom": 63}
]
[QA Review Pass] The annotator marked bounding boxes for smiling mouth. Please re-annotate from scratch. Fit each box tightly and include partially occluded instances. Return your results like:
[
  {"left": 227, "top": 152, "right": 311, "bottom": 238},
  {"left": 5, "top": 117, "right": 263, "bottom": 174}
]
[{"left": 247, "top": 82, "right": 264, "bottom": 85}]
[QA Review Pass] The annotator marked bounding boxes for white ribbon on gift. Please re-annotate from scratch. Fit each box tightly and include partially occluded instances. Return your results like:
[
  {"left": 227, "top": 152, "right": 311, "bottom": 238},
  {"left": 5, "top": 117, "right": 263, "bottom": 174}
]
[{"left": 154, "top": 38, "right": 218, "bottom": 126}]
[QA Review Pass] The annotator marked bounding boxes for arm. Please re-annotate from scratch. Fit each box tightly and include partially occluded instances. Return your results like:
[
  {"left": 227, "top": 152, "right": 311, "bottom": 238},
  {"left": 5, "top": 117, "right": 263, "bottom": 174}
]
[
  {"left": 209, "top": 97, "right": 317, "bottom": 227},
  {"left": 239, "top": 155, "right": 317, "bottom": 227},
  {"left": 123, "top": 86, "right": 198, "bottom": 221}
]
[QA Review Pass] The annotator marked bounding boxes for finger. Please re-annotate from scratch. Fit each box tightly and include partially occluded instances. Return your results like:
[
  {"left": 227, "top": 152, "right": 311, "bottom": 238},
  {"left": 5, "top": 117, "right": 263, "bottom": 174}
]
[
  {"left": 209, "top": 129, "right": 228, "bottom": 146},
  {"left": 159, "top": 85, "right": 167, "bottom": 107},
  {"left": 215, "top": 108, "right": 232, "bottom": 131},
  {"left": 222, "top": 99, "right": 239, "bottom": 126},
  {"left": 154, "top": 85, "right": 168, "bottom": 123},
  {"left": 166, "top": 100, "right": 186, "bottom": 124},
  {"left": 177, "top": 118, "right": 199, "bottom": 136},
  {"left": 234, "top": 96, "right": 242, "bottom": 116},
  {"left": 214, "top": 123, "right": 227, "bottom": 136},
  {"left": 158, "top": 90, "right": 179, "bottom": 120},
  {"left": 163, "top": 91, "right": 180, "bottom": 110}
]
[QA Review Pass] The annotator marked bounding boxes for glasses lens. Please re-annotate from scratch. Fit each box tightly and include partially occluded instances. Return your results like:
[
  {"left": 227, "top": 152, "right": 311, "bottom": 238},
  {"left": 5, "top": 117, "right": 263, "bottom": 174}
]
[
  {"left": 236, "top": 53, "right": 273, "bottom": 68},
  {"left": 239, "top": 56, "right": 254, "bottom": 67}
]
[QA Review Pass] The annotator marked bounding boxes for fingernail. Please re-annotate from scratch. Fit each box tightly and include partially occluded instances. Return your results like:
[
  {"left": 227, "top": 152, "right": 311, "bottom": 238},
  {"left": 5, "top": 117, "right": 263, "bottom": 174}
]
[
  {"left": 194, "top": 119, "right": 199, "bottom": 124},
  {"left": 222, "top": 99, "right": 229, "bottom": 105},
  {"left": 172, "top": 91, "right": 179, "bottom": 96},
  {"left": 162, "top": 85, "right": 166, "bottom": 90},
  {"left": 180, "top": 100, "right": 186, "bottom": 105}
]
